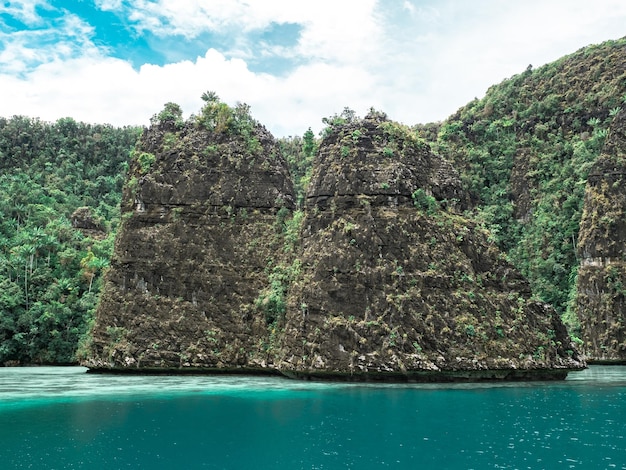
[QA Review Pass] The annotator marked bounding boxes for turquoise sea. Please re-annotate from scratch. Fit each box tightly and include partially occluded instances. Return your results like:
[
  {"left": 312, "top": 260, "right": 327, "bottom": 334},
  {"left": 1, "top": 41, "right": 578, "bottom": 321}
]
[{"left": 0, "top": 366, "right": 625, "bottom": 469}]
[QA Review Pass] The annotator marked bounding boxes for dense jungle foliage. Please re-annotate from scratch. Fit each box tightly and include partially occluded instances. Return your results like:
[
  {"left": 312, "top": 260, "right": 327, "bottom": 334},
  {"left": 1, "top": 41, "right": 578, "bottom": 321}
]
[
  {"left": 2, "top": 37, "right": 625, "bottom": 364},
  {"left": 426, "top": 37, "right": 626, "bottom": 334},
  {"left": 0, "top": 116, "right": 140, "bottom": 364}
]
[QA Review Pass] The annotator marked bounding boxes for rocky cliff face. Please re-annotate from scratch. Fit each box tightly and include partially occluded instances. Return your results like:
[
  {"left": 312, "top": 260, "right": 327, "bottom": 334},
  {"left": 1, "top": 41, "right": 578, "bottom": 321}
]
[
  {"left": 85, "top": 100, "right": 296, "bottom": 370},
  {"left": 85, "top": 104, "right": 584, "bottom": 380},
  {"left": 576, "top": 108, "right": 626, "bottom": 361},
  {"left": 278, "top": 112, "right": 582, "bottom": 379}
]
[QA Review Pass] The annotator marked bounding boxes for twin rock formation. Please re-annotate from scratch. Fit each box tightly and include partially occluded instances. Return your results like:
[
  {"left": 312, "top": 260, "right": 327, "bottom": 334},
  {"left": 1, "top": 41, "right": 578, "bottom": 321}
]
[{"left": 85, "top": 106, "right": 584, "bottom": 380}]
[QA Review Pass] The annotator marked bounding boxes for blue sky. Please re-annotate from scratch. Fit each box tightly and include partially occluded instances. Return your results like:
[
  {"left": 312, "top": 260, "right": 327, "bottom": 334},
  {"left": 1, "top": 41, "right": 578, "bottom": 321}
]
[{"left": 1, "top": 0, "right": 626, "bottom": 137}]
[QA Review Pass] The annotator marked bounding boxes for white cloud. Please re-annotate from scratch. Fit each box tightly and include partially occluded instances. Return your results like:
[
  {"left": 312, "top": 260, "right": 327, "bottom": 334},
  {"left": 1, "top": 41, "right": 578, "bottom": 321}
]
[
  {"left": 2, "top": 0, "right": 50, "bottom": 26},
  {"left": 0, "top": 11, "right": 99, "bottom": 74},
  {"left": 96, "top": 0, "right": 381, "bottom": 66},
  {"left": 2, "top": 0, "right": 626, "bottom": 136},
  {"left": 0, "top": 46, "right": 378, "bottom": 137},
  {"left": 0, "top": 0, "right": 384, "bottom": 135},
  {"left": 252, "top": 62, "right": 380, "bottom": 136},
  {"left": 109, "top": 0, "right": 377, "bottom": 37},
  {"left": 94, "top": 0, "right": 124, "bottom": 11},
  {"left": 364, "top": 0, "right": 626, "bottom": 125}
]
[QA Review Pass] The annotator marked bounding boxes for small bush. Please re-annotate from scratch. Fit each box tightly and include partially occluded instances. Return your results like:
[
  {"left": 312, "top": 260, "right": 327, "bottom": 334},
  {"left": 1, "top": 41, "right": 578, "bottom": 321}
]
[
  {"left": 412, "top": 189, "right": 438, "bottom": 214},
  {"left": 137, "top": 152, "right": 156, "bottom": 174}
]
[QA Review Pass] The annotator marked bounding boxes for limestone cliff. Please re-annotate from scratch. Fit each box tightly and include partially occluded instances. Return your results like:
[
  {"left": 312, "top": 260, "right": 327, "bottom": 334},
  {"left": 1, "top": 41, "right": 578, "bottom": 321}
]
[
  {"left": 576, "top": 108, "right": 626, "bottom": 361},
  {"left": 85, "top": 99, "right": 296, "bottom": 370},
  {"left": 278, "top": 112, "right": 583, "bottom": 380},
  {"left": 85, "top": 103, "right": 584, "bottom": 380}
]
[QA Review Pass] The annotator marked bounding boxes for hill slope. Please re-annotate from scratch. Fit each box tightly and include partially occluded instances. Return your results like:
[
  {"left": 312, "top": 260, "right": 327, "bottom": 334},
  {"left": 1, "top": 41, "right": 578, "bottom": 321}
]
[
  {"left": 429, "top": 37, "right": 626, "bottom": 345},
  {"left": 0, "top": 116, "right": 139, "bottom": 364}
]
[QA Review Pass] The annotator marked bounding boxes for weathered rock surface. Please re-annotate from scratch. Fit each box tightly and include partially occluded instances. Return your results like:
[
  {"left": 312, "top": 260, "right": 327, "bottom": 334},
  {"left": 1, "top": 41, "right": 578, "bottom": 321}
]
[
  {"left": 277, "top": 112, "right": 583, "bottom": 380},
  {"left": 576, "top": 108, "right": 626, "bottom": 361},
  {"left": 71, "top": 206, "right": 106, "bottom": 238},
  {"left": 84, "top": 105, "right": 584, "bottom": 380},
  {"left": 84, "top": 101, "right": 296, "bottom": 371}
]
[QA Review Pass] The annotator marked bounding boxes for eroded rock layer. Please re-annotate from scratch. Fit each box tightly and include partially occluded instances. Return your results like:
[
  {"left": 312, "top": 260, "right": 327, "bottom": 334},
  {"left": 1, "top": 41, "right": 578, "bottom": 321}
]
[
  {"left": 85, "top": 102, "right": 295, "bottom": 370},
  {"left": 85, "top": 105, "right": 584, "bottom": 380},
  {"left": 278, "top": 112, "right": 583, "bottom": 379},
  {"left": 576, "top": 108, "right": 626, "bottom": 361}
]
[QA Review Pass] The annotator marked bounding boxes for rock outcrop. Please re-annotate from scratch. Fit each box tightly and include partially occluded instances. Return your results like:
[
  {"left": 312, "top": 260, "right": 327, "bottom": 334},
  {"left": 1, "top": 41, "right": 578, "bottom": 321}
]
[
  {"left": 84, "top": 99, "right": 296, "bottom": 371},
  {"left": 576, "top": 108, "right": 626, "bottom": 362},
  {"left": 71, "top": 206, "right": 106, "bottom": 238},
  {"left": 84, "top": 104, "right": 584, "bottom": 380},
  {"left": 278, "top": 112, "right": 582, "bottom": 380}
]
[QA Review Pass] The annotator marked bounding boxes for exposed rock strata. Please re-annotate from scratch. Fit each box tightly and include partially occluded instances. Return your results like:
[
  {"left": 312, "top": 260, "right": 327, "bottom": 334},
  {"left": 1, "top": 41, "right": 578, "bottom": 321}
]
[
  {"left": 85, "top": 106, "right": 584, "bottom": 380},
  {"left": 71, "top": 206, "right": 106, "bottom": 238},
  {"left": 576, "top": 108, "right": 626, "bottom": 361},
  {"left": 85, "top": 102, "right": 296, "bottom": 371},
  {"left": 277, "top": 112, "right": 582, "bottom": 379}
]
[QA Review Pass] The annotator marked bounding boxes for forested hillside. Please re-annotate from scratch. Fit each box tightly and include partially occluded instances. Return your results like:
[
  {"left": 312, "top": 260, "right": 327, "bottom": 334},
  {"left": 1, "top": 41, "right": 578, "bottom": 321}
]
[
  {"left": 426, "top": 37, "right": 626, "bottom": 335},
  {"left": 0, "top": 117, "right": 140, "bottom": 364},
  {"left": 84, "top": 99, "right": 582, "bottom": 378},
  {"left": 2, "top": 37, "right": 625, "bottom": 365}
]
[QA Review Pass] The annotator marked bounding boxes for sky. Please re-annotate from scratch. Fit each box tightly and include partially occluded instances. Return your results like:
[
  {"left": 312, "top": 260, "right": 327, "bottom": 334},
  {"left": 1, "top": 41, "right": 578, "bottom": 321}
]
[{"left": 1, "top": 1, "right": 626, "bottom": 137}]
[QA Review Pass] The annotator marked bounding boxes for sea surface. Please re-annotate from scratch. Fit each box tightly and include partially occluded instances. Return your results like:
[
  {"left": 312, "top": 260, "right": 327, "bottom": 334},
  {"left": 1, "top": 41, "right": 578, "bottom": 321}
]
[{"left": 0, "top": 366, "right": 625, "bottom": 469}]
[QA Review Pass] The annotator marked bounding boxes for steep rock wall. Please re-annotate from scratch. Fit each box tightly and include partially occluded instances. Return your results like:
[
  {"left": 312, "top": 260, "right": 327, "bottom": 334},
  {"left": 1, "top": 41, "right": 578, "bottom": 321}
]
[
  {"left": 277, "top": 113, "right": 583, "bottom": 380},
  {"left": 85, "top": 106, "right": 584, "bottom": 380},
  {"left": 84, "top": 102, "right": 295, "bottom": 370},
  {"left": 576, "top": 108, "right": 626, "bottom": 361}
]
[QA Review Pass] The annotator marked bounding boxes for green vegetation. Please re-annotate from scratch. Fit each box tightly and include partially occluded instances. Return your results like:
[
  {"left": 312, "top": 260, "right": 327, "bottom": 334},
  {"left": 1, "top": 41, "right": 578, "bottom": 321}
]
[
  {"left": 3, "top": 37, "right": 625, "bottom": 364},
  {"left": 196, "top": 92, "right": 260, "bottom": 149},
  {"left": 257, "top": 208, "right": 304, "bottom": 325},
  {"left": 320, "top": 107, "right": 358, "bottom": 137},
  {"left": 431, "top": 37, "right": 626, "bottom": 330},
  {"left": 278, "top": 127, "right": 318, "bottom": 206},
  {"left": 151, "top": 102, "right": 185, "bottom": 129},
  {"left": 0, "top": 116, "right": 139, "bottom": 364},
  {"left": 412, "top": 189, "right": 438, "bottom": 214},
  {"left": 136, "top": 151, "right": 156, "bottom": 174}
]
